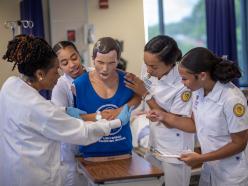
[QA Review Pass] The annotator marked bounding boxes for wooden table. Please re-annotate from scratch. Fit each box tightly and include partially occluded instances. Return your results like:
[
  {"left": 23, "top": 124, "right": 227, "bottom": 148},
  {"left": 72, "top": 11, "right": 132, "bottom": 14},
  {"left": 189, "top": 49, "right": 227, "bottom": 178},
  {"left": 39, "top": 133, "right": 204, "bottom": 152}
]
[{"left": 77, "top": 153, "right": 164, "bottom": 186}]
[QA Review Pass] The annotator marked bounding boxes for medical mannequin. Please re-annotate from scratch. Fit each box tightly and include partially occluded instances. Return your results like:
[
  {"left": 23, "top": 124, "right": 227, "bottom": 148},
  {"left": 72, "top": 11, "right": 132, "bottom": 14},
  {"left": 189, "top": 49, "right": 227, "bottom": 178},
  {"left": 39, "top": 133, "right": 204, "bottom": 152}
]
[
  {"left": 125, "top": 35, "right": 194, "bottom": 186},
  {"left": 73, "top": 37, "right": 140, "bottom": 160},
  {"left": 150, "top": 47, "right": 248, "bottom": 186},
  {"left": 0, "top": 35, "right": 131, "bottom": 186}
]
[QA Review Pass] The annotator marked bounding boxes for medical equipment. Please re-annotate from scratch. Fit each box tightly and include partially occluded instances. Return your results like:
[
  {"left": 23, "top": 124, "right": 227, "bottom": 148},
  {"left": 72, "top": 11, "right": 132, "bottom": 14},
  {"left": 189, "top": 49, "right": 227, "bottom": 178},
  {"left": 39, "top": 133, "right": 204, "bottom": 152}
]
[{"left": 4, "top": 20, "right": 34, "bottom": 38}]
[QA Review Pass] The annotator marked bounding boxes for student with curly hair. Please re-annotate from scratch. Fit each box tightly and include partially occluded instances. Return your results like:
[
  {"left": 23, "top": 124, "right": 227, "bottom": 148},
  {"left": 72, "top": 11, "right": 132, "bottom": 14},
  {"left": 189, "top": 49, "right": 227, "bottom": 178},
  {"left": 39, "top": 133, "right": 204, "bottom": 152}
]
[{"left": 0, "top": 35, "right": 130, "bottom": 186}]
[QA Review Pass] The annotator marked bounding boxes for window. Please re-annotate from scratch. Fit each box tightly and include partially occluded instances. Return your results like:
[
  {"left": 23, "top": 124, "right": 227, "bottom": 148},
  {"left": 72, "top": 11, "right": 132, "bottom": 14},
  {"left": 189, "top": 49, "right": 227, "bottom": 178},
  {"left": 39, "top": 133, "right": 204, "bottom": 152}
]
[
  {"left": 235, "top": 0, "right": 248, "bottom": 87},
  {"left": 143, "top": 0, "right": 160, "bottom": 41},
  {"left": 143, "top": 0, "right": 206, "bottom": 54},
  {"left": 163, "top": 0, "right": 206, "bottom": 54}
]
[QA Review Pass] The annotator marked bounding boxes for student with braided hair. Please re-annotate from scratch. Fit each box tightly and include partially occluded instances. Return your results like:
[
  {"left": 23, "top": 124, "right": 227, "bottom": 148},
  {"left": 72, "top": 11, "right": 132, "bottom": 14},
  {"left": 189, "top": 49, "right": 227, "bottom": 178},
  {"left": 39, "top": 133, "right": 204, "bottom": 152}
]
[{"left": 0, "top": 35, "right": 131, "bottom": 186}]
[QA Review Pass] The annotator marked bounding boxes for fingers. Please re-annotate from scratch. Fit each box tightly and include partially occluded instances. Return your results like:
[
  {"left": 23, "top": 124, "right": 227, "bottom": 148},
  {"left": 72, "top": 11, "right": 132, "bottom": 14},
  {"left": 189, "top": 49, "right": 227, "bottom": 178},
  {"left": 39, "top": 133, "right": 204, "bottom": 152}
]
[
  {"left": 124, "top": 73, "right": 141, "bottom": 85},
  {"left": 125, "top": 72, "right": 136, "bottom": 80},
  {"left": 146, "top": 114, "right": 159, "bottom": 122},
  {"left": 124, "top": 80, "right": 135, "bottom": 89},
  {"left": 106, "top": 115, "right": 115, "bottom": 120},
  {"left": 147, "top": 110, "right": 160, "bottom": 117}
]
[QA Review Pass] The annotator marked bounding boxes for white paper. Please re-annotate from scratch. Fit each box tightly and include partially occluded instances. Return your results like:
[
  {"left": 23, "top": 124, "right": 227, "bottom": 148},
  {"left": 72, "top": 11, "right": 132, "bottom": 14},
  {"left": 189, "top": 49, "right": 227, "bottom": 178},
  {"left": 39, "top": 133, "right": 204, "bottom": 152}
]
[{"left": 159, "top": 154, "right": 180, "bottom": 158}]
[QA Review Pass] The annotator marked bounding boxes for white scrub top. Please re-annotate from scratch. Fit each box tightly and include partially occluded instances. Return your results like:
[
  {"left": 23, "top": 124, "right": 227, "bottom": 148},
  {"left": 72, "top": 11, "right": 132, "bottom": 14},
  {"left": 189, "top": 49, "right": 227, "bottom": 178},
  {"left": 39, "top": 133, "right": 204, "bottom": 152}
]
[
  {"left": 52, "top": 66, "right": 94, "bottom": 108},
  {"left": 193, "top": 81, "right": 248, "bottom": 185},
  {"left": 52, "top": 73, "right": 74, "bottom": 108},
  {"left": 52, "top": 67, "right": 94, "bottom": 163},
  {"left": 0, "top": 76, "right": 116, "bottom": 186},
  {"left": 146, "top": 64, "right": 194, "bottom": 164},
  {"left": 52, "top": 73, "right": 76, "bottom": 164}
]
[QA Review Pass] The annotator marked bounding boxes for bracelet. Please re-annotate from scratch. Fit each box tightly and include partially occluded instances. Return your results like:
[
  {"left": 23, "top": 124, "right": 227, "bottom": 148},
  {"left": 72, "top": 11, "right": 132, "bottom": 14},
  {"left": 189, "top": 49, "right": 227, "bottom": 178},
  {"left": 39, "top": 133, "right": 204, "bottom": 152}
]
[
  {"left": 95, "top": 111, "right": 102, "bottom": 121},
  {"left": 142, "top": 91, "right": 149, "bottom": 100},
  {"left": 142, "top": 91, "right": 153, "bottom": 102}
]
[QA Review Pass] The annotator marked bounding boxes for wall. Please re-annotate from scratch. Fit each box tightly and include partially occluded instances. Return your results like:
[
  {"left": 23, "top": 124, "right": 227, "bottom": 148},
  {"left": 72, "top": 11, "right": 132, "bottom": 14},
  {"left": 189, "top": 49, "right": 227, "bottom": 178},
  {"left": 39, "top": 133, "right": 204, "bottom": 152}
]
[
  {"left": 42, "top": 0, "right": 51, "bottom": 43},
  {"left": 88, "top": 0, "right": 145, "bottom": 75},
  {"left": 0, "top": 0, "right": 146, "bottom": 89},
  {"left": 49, "top": 0, "right": 90, "bottom": 64},
  {"left": 0, "top": 0, "right": 20, "bottom": 87}
]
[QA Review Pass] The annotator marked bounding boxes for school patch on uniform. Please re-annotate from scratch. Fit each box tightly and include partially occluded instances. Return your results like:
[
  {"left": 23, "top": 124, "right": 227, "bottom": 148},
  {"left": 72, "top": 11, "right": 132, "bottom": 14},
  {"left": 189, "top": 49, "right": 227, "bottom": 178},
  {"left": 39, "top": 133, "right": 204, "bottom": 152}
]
[
  {"left": 181, "top": 91, "right": 192, "bottom": 102},
  {"left": 233, "top": 103, "right": 245, "bottom": 117}
]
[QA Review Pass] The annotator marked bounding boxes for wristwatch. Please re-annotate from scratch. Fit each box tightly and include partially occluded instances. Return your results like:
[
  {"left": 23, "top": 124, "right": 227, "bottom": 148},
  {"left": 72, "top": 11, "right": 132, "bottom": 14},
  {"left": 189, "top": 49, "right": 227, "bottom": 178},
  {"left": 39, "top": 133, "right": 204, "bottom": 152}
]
[
  {"left": 95, "top": 111, "right": 102, "bottom": 121},
  {"left": 143, "top": 92, "right": 153, "bottom": 102}
]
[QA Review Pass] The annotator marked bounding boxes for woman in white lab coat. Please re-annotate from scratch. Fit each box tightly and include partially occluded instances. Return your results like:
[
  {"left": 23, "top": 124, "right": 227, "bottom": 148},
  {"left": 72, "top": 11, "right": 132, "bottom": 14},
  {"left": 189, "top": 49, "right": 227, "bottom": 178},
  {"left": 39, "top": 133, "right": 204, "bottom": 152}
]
[
  {"left": 0, "top": 35, "right": 130, "bottom": 186},
  {"left": 149, "top": 47, "right": 248, "bottom": 186},
  {"left": 125, "top": 35, "right": 195, "bottom": 186}
]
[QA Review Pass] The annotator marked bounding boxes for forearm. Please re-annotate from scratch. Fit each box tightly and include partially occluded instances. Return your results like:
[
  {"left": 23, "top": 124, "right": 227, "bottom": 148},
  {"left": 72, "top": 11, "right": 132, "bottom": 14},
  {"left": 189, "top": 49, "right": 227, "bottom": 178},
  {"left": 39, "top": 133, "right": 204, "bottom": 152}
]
[
  {"left": 146, "top": 98, "right": 164, "bottom": 111},
  {"left": 80, "top": 113, "right": 97, "bottom": 121},
  {"left": 161, "top": 112, "right": 195, "bottom": 133},
  {"left": 127, "top": 94, "right": 141, "bottom": 107}
]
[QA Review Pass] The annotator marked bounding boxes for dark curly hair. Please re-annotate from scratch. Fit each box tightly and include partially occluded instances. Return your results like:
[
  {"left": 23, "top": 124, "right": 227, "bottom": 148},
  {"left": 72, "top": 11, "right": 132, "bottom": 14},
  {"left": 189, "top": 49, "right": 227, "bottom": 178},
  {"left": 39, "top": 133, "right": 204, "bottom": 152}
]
[
  {"left": 180, "top": 47, "right": 241, "bottom": 83},
  {"left": 2, "top": 34, "right": 57, "bottom": 78},
  {"left": 144, "top": 35, "right": 182, "bottom": 65}
]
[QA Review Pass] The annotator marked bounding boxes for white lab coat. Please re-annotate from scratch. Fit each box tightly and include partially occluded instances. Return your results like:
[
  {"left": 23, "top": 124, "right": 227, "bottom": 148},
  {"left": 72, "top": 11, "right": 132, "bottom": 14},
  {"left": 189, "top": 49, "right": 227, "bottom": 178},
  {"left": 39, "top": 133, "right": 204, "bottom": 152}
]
[
  {"left": 52, "top": 73, "right": 83, "bottom": 186},
  {"left": 145, "top": 64, "right": 194, "bottom": 186},
  {"left": 52, "top": 73, "right": 75, "bottom": 108},
  {"left": 52, "top": 73, "right": 78, "bottom": 186},
  {"left": 193, "top": 81, "right": 248, "bottom": 186},
  {"left": 52, "top": 68, "right": 94, "bottom": 186},
  {"left": 0, "top": 76, "right": 119, "bottom": 186}
]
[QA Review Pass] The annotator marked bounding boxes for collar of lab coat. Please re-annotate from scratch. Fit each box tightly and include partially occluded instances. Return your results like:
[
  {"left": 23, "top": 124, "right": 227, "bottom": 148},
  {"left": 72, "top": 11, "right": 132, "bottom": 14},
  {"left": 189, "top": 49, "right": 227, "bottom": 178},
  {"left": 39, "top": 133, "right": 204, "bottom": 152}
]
[
  {"left": 202, "top": 81, "right": 224, "bottom": 102},
  {"left": 157, "top": 65, "right": 180, "bottom": 87},
  {"left": 64, "top": 73, "right": 74, "bottom": 83}
]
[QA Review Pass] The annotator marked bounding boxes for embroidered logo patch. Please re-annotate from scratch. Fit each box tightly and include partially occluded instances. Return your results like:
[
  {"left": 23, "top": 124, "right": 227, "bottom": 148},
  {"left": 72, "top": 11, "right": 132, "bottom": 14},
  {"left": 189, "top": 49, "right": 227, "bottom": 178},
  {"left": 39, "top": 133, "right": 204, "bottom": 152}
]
[
  {"left": 233, "top": 103, "right": 245, "bottom": 117},
  {"left": 181, "top": 91, "right": 192, "bottom": 102}
]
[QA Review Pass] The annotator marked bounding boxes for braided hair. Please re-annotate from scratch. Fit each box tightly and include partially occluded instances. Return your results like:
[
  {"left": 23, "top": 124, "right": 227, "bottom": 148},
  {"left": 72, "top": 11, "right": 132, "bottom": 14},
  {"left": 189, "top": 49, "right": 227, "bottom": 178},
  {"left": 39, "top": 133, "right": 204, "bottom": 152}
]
[
  {"left": 180, "top": 47, "right": 241, "bottom": 83},
  {"left": 53, "top": 40, "right": 79, "bottom": 54},
  {"left": 2, "top": 34, "right": 57, "bottom": 78},
  {"left": 144, "top": 35, "right": 182, "bottom": 65}
]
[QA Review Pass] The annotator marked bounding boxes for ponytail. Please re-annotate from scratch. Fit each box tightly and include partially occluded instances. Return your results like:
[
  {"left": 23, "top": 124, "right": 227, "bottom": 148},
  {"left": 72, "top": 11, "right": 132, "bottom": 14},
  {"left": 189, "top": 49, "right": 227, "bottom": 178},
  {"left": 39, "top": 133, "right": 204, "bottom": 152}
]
[
  {"left": 180, "top": 47, "right": 241, "bottom": 84},
  {"left": 212, "top": 59, "right": 241, "bottom": 83}
]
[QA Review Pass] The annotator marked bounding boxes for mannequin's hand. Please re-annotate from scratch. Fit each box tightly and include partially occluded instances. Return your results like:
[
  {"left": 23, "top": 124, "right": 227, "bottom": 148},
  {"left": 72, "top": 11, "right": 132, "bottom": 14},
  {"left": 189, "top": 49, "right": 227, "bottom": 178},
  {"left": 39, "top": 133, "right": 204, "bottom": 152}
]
[{"left": 101, "top": 108, "right": 121, "bottom": 120}]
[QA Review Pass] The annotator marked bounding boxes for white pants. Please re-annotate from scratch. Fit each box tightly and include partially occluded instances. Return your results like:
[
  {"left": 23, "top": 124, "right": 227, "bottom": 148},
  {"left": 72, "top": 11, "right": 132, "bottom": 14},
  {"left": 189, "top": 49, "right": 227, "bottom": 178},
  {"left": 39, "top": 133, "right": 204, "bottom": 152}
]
[
  {"left": 61, "top": 161, "right": 87, "bottom": 186},
  {"left": 145, "top": 153, "right": 191, "bottom": 186}
]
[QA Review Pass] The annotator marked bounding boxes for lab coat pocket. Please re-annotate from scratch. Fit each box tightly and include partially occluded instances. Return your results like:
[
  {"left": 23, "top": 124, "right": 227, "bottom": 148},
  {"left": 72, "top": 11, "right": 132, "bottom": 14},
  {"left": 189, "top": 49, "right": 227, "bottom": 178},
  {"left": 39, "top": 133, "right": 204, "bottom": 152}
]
[
  {"left": 218, "top": 153, "right": 248, "bottom": 183},
  {"left": 156, "top": 126, "right": 183, "bottom": 151},
  {"left": 205, "top": 116, "right": 229, "bottom": 137}
]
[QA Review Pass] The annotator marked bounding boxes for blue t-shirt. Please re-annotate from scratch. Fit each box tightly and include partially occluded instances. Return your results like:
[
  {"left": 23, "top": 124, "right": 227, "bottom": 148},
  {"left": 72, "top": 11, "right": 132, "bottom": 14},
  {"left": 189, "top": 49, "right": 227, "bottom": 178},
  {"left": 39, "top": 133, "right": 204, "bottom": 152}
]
[{"left": 73, "top": 71, "right": 134, "bottom": 157}]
